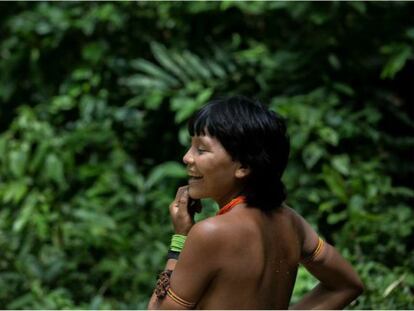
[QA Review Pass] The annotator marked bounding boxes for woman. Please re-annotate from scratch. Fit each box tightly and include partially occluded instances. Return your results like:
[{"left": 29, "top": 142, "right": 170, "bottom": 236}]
[{"left": 148, "top": 96, "right": 363, "bottom": 309}]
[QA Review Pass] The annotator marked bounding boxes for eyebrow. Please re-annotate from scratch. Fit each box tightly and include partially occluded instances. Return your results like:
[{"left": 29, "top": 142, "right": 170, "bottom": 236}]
[{"left": 192, "top": 136, "right": 211, "bottom": 147}]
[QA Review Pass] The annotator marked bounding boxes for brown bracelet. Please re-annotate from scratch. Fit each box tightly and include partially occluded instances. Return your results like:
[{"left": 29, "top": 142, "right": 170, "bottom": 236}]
[{"left": 154, "top": 269, "right": 173, "bottom": 299}]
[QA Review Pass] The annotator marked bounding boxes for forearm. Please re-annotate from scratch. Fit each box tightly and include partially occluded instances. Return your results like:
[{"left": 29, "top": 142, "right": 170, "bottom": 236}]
[
  {"left": 148, "top": 259, "right": 178, "bottom": 310},
  {"left": 290, "top": 283, "right": 363, "bottom": 310},
  {"left": 292, "top": 243, "right": 363, "bottom": 310},
  {"left": 148, "top": 187, "right": 198, "bottom": 309}
]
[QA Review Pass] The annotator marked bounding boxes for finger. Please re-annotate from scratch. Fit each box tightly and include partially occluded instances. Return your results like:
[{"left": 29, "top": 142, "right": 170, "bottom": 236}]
[
  {"left": 169, "top": 186, "right": 189, "bottom": 215},
  {"left": 177, "top": 188, "right": 189, "bottom": 214},
  {"left": 169, "top": 200, "right": 179, "bottom": 216},
  {"left": 174, "top": 186, "right": 188, "bottom": 202}
]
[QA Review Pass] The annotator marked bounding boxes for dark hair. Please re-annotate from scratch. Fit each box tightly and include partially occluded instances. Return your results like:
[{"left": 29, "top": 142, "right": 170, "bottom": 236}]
[{"left": 188, "top": 95, "right": 290, "bottom": 212}]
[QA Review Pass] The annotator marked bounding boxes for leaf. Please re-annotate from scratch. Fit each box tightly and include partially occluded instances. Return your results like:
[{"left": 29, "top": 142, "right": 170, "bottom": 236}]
[
  {"left": 179, "top": 126, "right": 191, "bottom": 147},
  {"left": 381, "top": 44, "right": 412, "bottom": 79},
  {"left": 121, "top": 74, "right": 169, "bottom": 91},
  {"left": 328, "top": 54, "right": 341, "bottom": 70},
  {"left": 318, "top": 127, "right": 339, "bottom": 146},
  {"left": 333, "top": 82, "right": 355, "bottom": 97},
  {"left": 146, "top": 161, "right": 186, "bottom": 189},
  {"left": 44, "top": 154, "right": 65, "bottom": 188},
  {"left": 322, "top": 165, "right": 348, "bottom": 203},
  {"left": 73, "top": 209, "right": 116, "bottom": 231},
  {"left": 331, "top": 155, "right": 350, "bottom": 176},
  {"left": 151, "top": 42, "right": 190, "bottom": 83},
  {"left": 386, "top": 186, "right": 414, "bottom": 198},
  {"left": 0, "top": 136, "right": 8, "bottom": 162},
  {"left": 130, "top": 58, "right": 179, "bottom": 87},
  {"left": 13, "top": 191, "right": 37, "bottom": 232},
  {"left": 213, "top": 45, "right": 236, "bottom": 73},
  {"left": 170, "top": 51, "right": 198, "bottom": 80},
  {"left": 204, "top": 59, "right": 226, "bottom": 78},
  {"left": 327, "top": 210, "right": 347, "bottom": 224},
  {"left": 319, "top": 200, "right": 337, "bottom": 213},
  {"left": 182, "top": 50, "right": 212, "bottom": 80},
  {"left": 171, "top": 97, "right": 200, "bottom": 124},
  {"left": 302, "top": 143, "right": 324, "bottom": 169},
  {"left": 143, "top": 92, "right": 164, "bottom": 110},
  {"left": 196, "top": 88, "right": 213, "bottom": 105},
  {"left": 383, "top": 274, "right": 406, "bottom": 298},
  {"left": 290, "top": 129, "right": 310, "bottom": 149},
  {"left": 82, "top": 41, "right": 107, "bottom": 64},
  {"left": 29, "top": 142, "right": 49, "bottom": 173},
  {"left": 348, "top": 194, "right": 365, "bottom": 214},
  {"left": 2, "top": 181, "right": 29, "bottom": 204},
  {"left": 9, "top": 147, "right": 29, "bottom": 177},
  {"left": 235, "top": 44, "right": 267, "bottom": 62},
  {"left": 349, "top": 2, "right": 366, "bottom": 14}
]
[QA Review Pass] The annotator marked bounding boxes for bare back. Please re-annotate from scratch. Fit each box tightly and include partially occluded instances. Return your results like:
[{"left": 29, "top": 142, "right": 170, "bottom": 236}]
[
  {"left": 195, "top": 205, "right": 302, "bottom": 309},
  {"left": 150, "top": 199, "right": 363, "bottom": 310}
]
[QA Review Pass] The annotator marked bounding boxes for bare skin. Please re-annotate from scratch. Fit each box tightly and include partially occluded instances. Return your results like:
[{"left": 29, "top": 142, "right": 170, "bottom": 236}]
[{"left": 148, "top": 134, "right": 364, "bottom": 309}]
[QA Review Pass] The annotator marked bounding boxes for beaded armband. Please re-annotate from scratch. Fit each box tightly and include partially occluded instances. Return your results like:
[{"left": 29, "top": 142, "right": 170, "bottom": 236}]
[
  {"left": 154, "top": 269, "right": 196, "bottom": 308},
  {"left": 154, "top": 269, "right": 172, "bottom": 299}
]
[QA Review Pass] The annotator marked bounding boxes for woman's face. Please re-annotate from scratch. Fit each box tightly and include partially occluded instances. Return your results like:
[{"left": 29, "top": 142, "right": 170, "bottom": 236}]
[{"left": 183, "top": 134, "right": 245, "bottom": 207}]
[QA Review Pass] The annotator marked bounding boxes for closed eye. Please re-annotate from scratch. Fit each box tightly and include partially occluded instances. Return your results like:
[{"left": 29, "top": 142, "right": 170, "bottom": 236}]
[{"left": 196, "top": 147, "right": 206, "bottom": 154}]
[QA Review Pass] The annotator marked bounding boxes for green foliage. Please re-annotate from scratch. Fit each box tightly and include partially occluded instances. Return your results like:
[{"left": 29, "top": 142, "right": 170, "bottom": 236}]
[{"left": 0, "top": 2, "right": 413, "bottom": 309}]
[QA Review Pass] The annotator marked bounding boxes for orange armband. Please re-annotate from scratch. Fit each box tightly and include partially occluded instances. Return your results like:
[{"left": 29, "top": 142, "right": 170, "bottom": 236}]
[
  {"left": 167, "top": 287, "right": 196, "bottom": 309},
  {"left": 302, "top": 237, "right": 325, "bottom": 263}
]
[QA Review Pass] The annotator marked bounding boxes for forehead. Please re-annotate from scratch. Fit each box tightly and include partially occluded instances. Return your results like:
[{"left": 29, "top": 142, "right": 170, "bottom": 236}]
[
  {"left": 192, "top": 134, "right": 218, "bottom": 146},
  {"left": 192, "top": 135, "right": 228, "bottom": 153}
]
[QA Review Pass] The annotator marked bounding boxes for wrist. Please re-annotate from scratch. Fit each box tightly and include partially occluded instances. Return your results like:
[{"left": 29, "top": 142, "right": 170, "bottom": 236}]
[
  {"left": 173, "top": 225, "right": 192, "bottom": 236},
  {"left": 166, "top": 234, "right": 187, "bottom": 260},
  {"left": 170, "top": 234, "right": 186, "bottom": 251}
]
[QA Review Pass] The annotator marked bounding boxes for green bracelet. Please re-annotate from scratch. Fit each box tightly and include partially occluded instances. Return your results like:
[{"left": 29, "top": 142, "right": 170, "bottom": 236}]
[{"left": 170, "top": 234, "right": 187, "bottom": 252}]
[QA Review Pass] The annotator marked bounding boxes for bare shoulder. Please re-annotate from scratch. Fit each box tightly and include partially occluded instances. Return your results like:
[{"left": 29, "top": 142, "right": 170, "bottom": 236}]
[
  {"left": 280, "top": 203, "right": 300, "bottom": 218},
  {"left": 277, "top": 204, "right": 304, "bottom": 229},
  {"left": 281, "top": 204, "right": 321, "bottom": 257},
  {"left": 281, "top": 204, "right": 307, "bottom": 229},
  {"left": 189, "top": 217, "right": 219, "bottom": 236},
  {"left": 186, "top": 216, "right": 227, "bottom": 246}
]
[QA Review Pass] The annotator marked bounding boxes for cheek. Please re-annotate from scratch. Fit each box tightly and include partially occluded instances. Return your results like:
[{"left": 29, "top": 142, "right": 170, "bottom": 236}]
[{"left": 204, "top": 164, "right": 236, "bottom": 186}]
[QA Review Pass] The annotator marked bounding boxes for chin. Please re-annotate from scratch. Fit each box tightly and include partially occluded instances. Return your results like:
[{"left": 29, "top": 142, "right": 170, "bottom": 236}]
[{"left": 188, "top": 187, "right": 205, "bottom": 200}]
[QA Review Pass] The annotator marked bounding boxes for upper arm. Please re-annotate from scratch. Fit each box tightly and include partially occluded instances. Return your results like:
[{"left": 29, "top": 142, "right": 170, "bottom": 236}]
[
  {"left": 292, "top": 211, "right": 364, "bottom": 292},
  {"left": 302, "top": 241, "right": 363, "bottom": 292},
  {"left": 157, "top": 220, "right": 221, "bottom": 309},
  {"left": 289, "top": 207, "right": 320, "bottom": 259}
]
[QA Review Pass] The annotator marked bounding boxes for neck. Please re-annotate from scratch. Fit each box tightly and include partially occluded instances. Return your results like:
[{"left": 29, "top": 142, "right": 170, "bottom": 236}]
[
  {"left": 216, "top": 188, "right": 244, "bottom": 208},
  {"left": 216, "top": 195, "right": 246, "bottom": 216}
]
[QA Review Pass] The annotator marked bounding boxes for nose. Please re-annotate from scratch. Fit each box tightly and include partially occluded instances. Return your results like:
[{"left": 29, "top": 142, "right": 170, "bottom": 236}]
[{"left": 183, "top": 148, "right": 194, "bottom": 165}]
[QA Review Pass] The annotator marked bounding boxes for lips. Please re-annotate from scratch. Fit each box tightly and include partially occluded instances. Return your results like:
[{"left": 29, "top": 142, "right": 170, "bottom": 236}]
[
  {"left": 189, "top": 176, "right": 203, "bottom": 180},
  {"left": 188, "top": 173, "right": 203, "bottom": 183}
]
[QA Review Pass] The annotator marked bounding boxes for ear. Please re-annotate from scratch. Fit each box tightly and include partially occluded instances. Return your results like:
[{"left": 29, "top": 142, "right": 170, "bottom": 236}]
[{"left": 235, "top": 163, "right": 251, "bottom": 179}]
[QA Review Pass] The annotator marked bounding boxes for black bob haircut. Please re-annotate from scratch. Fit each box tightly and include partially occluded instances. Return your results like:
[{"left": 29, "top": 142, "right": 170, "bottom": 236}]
[{"left": 188, "top": 95, "right": 290, "bottom": 212}]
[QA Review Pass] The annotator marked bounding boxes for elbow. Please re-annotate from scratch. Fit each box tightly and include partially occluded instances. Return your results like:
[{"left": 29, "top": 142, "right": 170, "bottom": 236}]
[
  {"left": 338, "top": 277, "right": 364, "bottom": 303},
  {"left": 356, "top": 280, "right": 365, "bottom": 296},
  {"left": 147, "top": 296, "right": 159, "bottom": 310},
  {"left": 350, "top": 278, "right": 365, "bottom": 299}
]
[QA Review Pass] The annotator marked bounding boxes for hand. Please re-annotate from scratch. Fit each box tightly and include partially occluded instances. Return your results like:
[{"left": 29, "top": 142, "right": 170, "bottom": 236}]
[{"left": 169, "top": 186, "right": 201, "bottom": 235}]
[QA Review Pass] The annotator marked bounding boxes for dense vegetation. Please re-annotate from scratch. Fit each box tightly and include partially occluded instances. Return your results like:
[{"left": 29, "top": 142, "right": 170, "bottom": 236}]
[{"left": 0, "top": 2, "right": 413, "bottom": 309}]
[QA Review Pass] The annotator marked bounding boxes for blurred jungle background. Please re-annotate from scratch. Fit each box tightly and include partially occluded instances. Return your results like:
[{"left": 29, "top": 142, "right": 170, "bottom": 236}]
[{"left": 0, "top": 2, "right": 413, "bottom": 309}]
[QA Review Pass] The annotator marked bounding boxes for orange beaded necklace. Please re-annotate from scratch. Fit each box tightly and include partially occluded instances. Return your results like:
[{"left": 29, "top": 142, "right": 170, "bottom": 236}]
[{"left": 216, "top": 196, "right": 246, "bottom": 216}]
